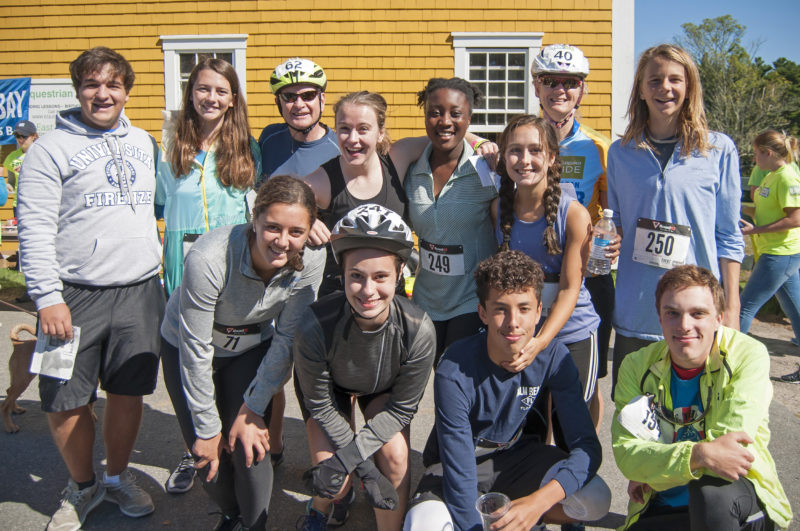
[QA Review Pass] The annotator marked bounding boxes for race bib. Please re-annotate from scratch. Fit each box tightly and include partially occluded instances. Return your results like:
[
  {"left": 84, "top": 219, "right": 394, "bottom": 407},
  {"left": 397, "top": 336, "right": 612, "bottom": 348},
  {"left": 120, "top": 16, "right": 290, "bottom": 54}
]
[
  {"left": 632, "top": 218, "right": 691, "bottom": 269},
  {"left": 420, "top": 239, "right": 465, "bottom": 276},
  {"left": 540, "top": 280, "right": 559, "bottom": 317},
  {"left": 211, "top": 323, "right": 262, "bottom": 353},
  {"left": 183, "top": 233, "right": 201, "bottom": 258}
]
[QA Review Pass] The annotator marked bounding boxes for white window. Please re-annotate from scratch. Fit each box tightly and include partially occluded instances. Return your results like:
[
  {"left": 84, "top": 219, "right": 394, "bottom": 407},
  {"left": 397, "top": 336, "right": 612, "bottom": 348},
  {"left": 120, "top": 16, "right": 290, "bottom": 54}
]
[
  {"left": 452, "top": 32, "right": 544, "bottom": 138},
  {"left": 160, "top": 35, "right": 248, "bottom": 111}
]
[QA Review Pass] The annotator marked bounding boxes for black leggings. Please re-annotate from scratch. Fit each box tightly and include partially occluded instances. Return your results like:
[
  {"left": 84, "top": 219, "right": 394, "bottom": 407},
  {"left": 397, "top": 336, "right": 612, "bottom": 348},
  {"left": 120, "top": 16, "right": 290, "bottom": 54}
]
[
  {"left": 629, "top": 476, "right": 773, "bottom": 531},
  {"left": 162, "top": 339, "right": 274, "bottom": 530},
  {"left": 433, "top": 312, "right": 484, "bottom": 365}
]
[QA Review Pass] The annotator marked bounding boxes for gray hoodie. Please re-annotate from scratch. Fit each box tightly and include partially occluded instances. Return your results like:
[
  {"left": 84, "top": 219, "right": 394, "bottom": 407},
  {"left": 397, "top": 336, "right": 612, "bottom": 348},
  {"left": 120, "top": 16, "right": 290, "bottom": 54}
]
[{"left": 18, "top": 108, "right": 161, "bottom": 310}]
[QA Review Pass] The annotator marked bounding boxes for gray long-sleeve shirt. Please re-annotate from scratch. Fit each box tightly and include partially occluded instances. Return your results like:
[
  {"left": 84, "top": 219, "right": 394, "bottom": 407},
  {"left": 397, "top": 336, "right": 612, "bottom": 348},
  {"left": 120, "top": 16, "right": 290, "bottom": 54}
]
[
  {"left": 160, "top": 223, "right": 324, "bottom": 438},
  {"left": 293, "top": 293, "right": 436, "bottom": 460}
]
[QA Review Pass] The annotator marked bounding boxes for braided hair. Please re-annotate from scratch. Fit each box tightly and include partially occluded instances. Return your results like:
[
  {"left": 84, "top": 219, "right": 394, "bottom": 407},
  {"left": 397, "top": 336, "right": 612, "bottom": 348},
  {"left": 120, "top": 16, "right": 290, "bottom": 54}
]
[
  {"left": 496, "top": 115, "right": 563, "bottom": 255},
  {"left": 416, "top": 77, "right": 482, "bottom": 112}
]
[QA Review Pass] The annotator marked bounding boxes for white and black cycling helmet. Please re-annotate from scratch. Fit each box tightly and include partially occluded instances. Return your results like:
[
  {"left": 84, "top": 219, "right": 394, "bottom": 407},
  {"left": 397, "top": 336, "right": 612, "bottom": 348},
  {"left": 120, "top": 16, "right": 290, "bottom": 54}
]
[
  {"left": 533, "top": 44, "right": 590, "bottom": 78},
  {"left": 330, "top": 204, "right": 414, "bottom": 264}
]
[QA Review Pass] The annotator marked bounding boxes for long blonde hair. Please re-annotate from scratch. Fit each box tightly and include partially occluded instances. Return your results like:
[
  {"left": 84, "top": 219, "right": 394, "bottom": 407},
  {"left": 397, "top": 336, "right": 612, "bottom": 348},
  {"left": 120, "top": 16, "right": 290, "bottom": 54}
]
[
  {"left": 753, "top": 130, "right": 799, "bottom": 164},
  {"left": 622, "top": 44, "right": 711, "bottom": 157}
]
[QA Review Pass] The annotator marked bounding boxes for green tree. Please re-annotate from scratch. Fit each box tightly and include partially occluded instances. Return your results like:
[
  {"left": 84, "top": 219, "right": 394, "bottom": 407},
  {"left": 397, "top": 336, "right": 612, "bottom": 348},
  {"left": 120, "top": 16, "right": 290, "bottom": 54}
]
[{"left": 676, "top": 15, "right": 791, "bottom": 174}]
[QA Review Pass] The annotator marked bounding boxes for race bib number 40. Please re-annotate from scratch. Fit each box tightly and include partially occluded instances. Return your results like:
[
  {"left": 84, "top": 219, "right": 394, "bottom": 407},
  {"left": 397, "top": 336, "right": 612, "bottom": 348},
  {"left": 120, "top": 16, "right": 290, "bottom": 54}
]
[
  {"left": 632, "top": 218, "right": 691, "bottom": 269},
  {"left": 420, "top": 239, "right": 465, "bottom": 276},
  {"left": 212, "top": 323, "right": 262, "bottom": 353}
]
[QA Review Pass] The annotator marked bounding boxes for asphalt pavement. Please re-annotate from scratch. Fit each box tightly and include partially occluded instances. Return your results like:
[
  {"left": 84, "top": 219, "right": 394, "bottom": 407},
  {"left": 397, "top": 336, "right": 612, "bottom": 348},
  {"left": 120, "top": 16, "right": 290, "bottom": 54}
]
[{"left": 0, "top": 307, "right": 797, "bottom": 530}]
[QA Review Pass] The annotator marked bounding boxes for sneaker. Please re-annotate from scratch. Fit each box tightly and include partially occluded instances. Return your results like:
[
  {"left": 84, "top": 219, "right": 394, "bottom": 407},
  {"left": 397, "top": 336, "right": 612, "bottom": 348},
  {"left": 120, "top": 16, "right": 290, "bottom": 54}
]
[
  {"left": 778, "top": 367, "right": 800, "bottom": 384},
  {"left": 327, "top": 486, "right": 355, "bottom": 527},
  {"left": 562, "top": 524, "right": 585, "bottom": 531},
  {"left": 104, "top": 469, "right": 155, "bottom": 517},
  {"left": 46, "top": 478, "right": 105, "bottom": 531},
  {"left": 165, "top": 453, "right": 196, "bottom": 494},
  {"left": 212, "top": 513, "right": 243, "bottom": 531},
  {"left": 296, "top": 501, "right": 328, "bottom": 530}
]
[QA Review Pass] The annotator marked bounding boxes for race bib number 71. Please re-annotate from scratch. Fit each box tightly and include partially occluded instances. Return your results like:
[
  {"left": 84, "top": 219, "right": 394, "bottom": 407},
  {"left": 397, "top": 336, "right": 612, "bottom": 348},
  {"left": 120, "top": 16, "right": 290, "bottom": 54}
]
[{"left": 632, "top": 218, "right": 692, "bottom": 269}]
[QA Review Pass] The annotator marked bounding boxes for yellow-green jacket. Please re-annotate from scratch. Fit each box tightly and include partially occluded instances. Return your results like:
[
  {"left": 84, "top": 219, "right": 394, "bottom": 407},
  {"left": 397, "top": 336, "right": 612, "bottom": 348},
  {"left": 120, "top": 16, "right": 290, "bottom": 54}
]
[{"left": 611, "top": 326, "right": 792, "bottom": 530}]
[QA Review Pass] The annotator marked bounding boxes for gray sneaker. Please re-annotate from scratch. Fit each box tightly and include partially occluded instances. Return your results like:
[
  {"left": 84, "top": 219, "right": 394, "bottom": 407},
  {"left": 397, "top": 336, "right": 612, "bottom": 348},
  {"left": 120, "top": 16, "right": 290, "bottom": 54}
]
[
  {"left": 46, "top": 478, "right": 105, "bottom": 531},
  {"left": 165, "top": 453, "right": 196, "bottom": 494},
  {"left": 104, "top": 469, "right": 154, "bottom": 517}
]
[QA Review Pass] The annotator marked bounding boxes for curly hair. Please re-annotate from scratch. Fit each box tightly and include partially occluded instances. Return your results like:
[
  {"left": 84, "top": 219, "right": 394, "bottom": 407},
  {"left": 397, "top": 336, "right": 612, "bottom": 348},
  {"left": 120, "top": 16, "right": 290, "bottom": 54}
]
[
  {"left": 333, "top": 91, "right": 391, "bottom": 155},
  {"left": 70, "top": 46, "right": 135, "bottom": 93},
  {"left": 475, "top": 250, "right": 544, "bottom": 306},
  {"left": 167, "top": 58, "right": 254, "bottom": 190},
  {"left": 622, "top": 44, "right": 711, "bottom": 157},
  {"left": 251, "top": 175, "right": 317, "bottom": 271},
  {"left": 655, "top": 265, "right": 725, "bottom": 315},
  {"left": 496, "top": 115, "right": 563, "bottom": 255},
  {"left": 416, "top": 77, "right": 483, "bottom": 113}
]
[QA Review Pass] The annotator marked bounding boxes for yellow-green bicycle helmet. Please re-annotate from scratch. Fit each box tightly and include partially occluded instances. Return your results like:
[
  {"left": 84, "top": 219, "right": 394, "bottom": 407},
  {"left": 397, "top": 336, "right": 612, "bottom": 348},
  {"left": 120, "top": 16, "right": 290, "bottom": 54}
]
[{"left": 269, "top": 58, "right": 327, "bottom": 93}]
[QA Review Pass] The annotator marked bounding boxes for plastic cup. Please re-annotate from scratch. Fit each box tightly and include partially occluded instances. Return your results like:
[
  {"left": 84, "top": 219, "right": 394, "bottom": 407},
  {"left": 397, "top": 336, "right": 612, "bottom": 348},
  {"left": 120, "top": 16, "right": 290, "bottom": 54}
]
[{"left": 475, "top": 492, "right": 511, "bottom": 530}]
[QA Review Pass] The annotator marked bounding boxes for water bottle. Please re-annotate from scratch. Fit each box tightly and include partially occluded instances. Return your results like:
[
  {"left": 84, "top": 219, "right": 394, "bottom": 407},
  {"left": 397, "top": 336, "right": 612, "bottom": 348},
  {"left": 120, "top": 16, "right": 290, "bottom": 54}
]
[{"left": 587, "top": 209, "right": 616, "bottom": 276}]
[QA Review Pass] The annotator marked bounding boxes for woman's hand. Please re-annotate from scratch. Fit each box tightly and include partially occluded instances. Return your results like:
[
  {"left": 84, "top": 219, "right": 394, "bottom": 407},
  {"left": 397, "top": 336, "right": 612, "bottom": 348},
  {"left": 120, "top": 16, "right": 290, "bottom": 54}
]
[
  {"left": 227, "top": 403, "right": 270, "bottom": 468},
  {"left": 476, "top": 141, "right": 499, "bottom": 170},
  {"left": 307, "top": 218, "right": 331, "bottom": 246},
  {"left": 501, "top": 335, "right": 544, "bottom": 373},
  {"left": 193, "top": 432, "right": 223, "bottom": 481},
  {"left": 605, "top": 234, "right": 622, "bottom": 264}
]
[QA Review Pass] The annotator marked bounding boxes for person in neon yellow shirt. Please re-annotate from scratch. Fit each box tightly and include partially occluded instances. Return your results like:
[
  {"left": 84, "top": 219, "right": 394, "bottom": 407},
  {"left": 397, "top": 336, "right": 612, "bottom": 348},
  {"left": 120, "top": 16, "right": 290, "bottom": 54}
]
[
  {"left": 740, "top": 129, "right": 800, "bottom": 383},
  {"left": 2, "top": 120, "right": 38, "bottom": 215}
]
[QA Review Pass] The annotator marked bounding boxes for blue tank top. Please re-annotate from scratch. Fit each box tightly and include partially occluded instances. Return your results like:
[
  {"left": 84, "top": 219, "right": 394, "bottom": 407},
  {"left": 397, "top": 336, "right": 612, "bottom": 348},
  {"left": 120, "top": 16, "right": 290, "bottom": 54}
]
[{"left": 495, "top": 185, "right": 599, "bottom": 344}]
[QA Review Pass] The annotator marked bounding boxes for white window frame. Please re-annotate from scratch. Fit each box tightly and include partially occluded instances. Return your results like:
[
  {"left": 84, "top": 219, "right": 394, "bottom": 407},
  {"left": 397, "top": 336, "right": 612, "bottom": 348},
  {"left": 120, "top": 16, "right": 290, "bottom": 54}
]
[
  {"left": 452, "top": 32, "right": 544, "bottom": 134},
  {"left": 160, "top": 34, "right": 248, "bottom": 110}
]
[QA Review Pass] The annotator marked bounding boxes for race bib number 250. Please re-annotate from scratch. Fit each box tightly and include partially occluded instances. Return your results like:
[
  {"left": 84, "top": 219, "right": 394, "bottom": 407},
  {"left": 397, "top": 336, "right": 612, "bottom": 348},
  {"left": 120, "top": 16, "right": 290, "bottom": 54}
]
[{"left": 632, "top": 218, "right": 692, "bottom": 269}]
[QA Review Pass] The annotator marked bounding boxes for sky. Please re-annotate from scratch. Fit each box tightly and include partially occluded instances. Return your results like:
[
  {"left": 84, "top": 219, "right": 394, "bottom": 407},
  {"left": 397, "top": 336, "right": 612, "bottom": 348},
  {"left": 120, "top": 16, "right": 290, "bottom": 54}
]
[{"left": 635, "top": 0, "right": 800, "bottom": 66}]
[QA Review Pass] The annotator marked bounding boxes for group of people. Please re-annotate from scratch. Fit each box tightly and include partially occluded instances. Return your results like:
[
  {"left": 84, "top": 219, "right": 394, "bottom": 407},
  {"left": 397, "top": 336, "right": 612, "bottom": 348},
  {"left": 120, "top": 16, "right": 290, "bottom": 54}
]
[{"left": 12, "top": 37, "right": 794, "bottom": 531}]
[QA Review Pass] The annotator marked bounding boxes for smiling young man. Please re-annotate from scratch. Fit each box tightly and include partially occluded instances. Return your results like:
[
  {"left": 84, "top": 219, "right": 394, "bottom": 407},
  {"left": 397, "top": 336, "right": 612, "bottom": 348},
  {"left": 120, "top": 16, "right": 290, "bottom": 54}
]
[
  {"left": 257, "top": 58, "right": 339, "bottom": 182},
  {"left": 17, "top": 47, "right": 163, "bottom": 530},
  {"left": 404, "top": 250, "right": 610, "bottom": 531},
  {"left": 612, "top": 265, "right": 792, "bottom": 530}
]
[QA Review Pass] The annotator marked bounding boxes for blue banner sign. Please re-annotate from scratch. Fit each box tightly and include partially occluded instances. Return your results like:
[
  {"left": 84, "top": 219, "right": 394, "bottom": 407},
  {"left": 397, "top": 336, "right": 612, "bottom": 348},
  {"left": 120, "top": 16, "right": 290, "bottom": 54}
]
[{"left": 0, "top": 77, "right": 32, "bottom": 145}]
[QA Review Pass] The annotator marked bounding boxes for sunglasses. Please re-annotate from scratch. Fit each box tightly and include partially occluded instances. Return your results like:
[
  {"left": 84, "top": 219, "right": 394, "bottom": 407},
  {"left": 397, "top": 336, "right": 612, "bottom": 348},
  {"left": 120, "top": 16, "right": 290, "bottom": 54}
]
[
  {"left": 537, "top": 76, "right": 583, "bottom": 90},
  {"left": 279, "top": 90, "right": 319, "bottom": 104},
  {"left": 14, "top": 133, "right": 29, "bottom": 139},
  {"left": 652, "top": 386, "right": 712, "bottom": 428}
]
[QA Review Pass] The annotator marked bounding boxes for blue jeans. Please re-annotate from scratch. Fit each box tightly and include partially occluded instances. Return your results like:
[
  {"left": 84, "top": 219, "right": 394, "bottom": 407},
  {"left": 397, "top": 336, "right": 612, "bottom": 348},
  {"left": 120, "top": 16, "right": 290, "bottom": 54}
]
[{"left": 740, "top": 253, "right": 800, "bottom": 337}]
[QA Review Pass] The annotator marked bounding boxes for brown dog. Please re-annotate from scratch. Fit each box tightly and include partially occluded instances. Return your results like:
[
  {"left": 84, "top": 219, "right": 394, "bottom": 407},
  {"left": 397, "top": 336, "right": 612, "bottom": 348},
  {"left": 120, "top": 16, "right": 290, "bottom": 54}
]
[
  {"left": 2, "top": 323, "right": 37, "bottom": 433},
  {"left": 2, "top": 323, "right": 96, "bottom": 433}
]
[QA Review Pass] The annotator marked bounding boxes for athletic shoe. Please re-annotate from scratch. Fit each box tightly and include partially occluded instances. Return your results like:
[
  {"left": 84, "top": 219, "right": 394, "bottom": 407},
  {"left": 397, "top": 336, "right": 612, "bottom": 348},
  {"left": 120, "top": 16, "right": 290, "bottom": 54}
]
[
  {"left": 46, "top": 478, "right": 105, "bottom": 531},
  {"left": 165, "top": 453, "right": 196, "bottom": 493},
  {"left": 562, "top": 523, "right": 585, "bottom": 531},
  {"left": 328, "top": 485, "right": 356, "bottom": 526},
  {"left": 778, "top": 367, "right": 800, "bottom": 384},
  {"left": 212, "top": 513, "right": 243, "bottom": 531},
  {"left": 104, "top": 469, "right": 155, "bottom": 517},
  {"left": 296, "top": 502, "right": 328, "bottom": 530}
]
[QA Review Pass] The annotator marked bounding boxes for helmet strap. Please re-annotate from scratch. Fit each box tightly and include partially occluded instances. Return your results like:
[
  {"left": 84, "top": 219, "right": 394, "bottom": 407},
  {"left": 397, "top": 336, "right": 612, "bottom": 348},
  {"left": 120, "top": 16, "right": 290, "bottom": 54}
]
[
  {"left": 541, "top": 105, "right": 576, "bottom": 129},
  {"left": 277, "top": 92, "right": 323, "bottom": 137}
]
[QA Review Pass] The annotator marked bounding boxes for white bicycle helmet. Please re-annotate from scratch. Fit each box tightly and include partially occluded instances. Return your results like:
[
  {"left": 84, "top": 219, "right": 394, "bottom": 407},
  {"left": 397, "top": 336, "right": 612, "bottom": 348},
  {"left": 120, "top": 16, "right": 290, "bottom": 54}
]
[
  {"left": 330, "top": 204, "right": 414, "bottom": 263},
  {"left": 533, "top": 44, "right": 590, "bottom": 78}
]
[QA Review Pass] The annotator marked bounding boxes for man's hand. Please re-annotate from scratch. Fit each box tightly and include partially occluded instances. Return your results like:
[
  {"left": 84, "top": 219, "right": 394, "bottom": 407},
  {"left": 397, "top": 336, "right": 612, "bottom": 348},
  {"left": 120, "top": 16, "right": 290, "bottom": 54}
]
[
  {"left": 227, "top": 403, "right": 270, "bottom": 468},
  {"left": 39, "top": 303, "right": 73, "bottom": 340},
  {"left": 501, "top": 335, "right": 544, "bottom": 373},
  {"left": 489, "top": 494, "right": 548, "bottom": 531},
  {"left": 476, "top": 141, "right": 499, "bottom": 170},
  {"left": 354, "top": 459, "right": 398, "bottom": 510},
  {"left": 193, "top": 432, "right": 223, "bottom": 481},
  {"left": 307, "top": 218, "right": 331, "bottom": 247},
  {"left": 627, "top": 480, "right": 651, "bottom": 504},
  {"left": 691, "top": 431, "right": 754, "bottom": 481}
]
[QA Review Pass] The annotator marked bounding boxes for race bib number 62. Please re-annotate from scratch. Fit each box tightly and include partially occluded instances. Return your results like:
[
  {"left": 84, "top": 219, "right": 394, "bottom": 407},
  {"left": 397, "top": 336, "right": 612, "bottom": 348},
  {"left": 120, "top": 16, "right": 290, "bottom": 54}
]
[{"left": 632, "top": 218, "right": 692, "bottom": 269}]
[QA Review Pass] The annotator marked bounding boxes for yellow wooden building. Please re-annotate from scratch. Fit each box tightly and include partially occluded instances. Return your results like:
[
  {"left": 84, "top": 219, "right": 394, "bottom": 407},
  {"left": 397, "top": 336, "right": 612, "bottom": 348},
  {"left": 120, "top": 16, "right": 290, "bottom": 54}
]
[{"left": 0, "top": 0, "right": 634, "bottom": 144}]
